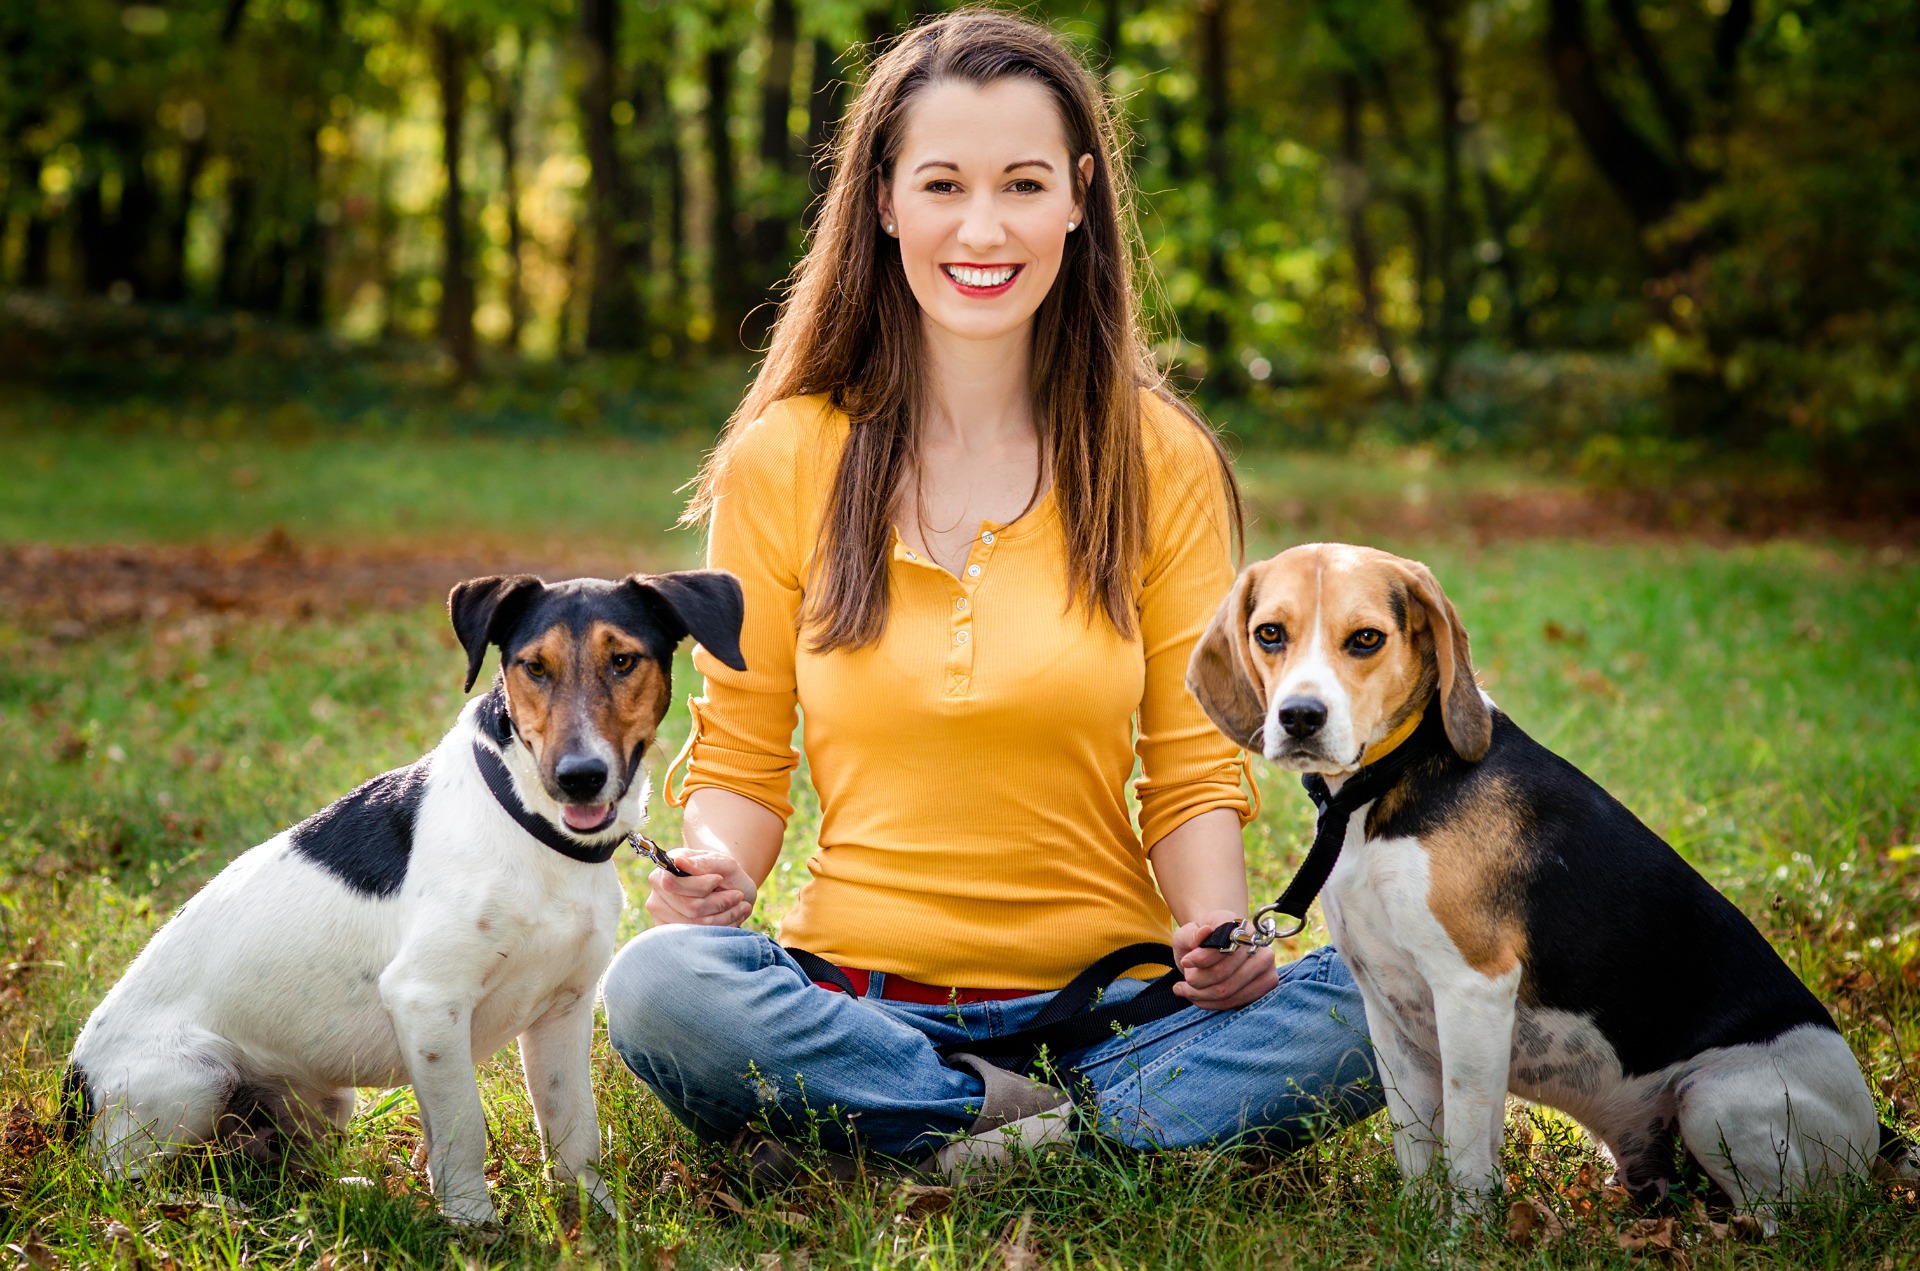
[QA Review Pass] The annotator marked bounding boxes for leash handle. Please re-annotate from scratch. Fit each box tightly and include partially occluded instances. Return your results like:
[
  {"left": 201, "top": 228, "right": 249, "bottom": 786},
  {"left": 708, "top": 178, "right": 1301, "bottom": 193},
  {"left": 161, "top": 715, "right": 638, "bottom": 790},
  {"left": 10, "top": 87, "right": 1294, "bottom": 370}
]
[{"left": 632, "top": 833, "right": 692, "bottom": 878}]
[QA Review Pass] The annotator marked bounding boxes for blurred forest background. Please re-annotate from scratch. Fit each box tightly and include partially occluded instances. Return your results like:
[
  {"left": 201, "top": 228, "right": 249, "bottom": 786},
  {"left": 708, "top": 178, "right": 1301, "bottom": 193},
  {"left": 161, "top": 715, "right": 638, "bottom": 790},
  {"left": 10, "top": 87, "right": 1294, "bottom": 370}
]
[{"left": 2, "top": 0, "right": 1916, "bottom": 508}]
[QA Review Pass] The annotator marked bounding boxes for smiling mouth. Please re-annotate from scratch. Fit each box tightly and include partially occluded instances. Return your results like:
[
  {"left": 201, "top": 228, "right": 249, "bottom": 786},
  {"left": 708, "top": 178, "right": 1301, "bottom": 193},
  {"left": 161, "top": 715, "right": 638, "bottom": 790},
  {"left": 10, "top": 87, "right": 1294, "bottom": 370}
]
[
  {"left": 561, "top": 803, "right": 616, "bottom": 834},
  {"left": 942, "top": 263, "right": 1022, "bottom": 296}
]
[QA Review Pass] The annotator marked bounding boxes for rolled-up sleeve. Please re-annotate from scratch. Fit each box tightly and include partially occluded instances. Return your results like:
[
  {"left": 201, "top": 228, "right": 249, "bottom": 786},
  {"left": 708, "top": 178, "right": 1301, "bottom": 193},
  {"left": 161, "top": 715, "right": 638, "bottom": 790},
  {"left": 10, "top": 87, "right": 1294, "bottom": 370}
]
[
  {"left": 1133, "top": 398, "right": 1254, "bottom": 849},
  {"left": 672, "top": 408, "right": 805, "bottom": 820}
]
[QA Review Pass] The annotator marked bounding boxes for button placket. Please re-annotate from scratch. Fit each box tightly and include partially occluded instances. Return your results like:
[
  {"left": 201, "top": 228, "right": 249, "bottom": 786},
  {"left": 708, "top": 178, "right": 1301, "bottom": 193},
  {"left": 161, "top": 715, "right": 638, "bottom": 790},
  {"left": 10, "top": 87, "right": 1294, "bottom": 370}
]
[{"left": 944, "top": 525, "right": 999, "bottom": 698}]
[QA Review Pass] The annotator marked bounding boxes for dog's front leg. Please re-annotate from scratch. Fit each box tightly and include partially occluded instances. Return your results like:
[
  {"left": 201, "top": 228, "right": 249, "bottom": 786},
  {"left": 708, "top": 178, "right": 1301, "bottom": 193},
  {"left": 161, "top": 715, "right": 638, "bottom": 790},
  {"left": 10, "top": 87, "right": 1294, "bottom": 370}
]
[
  {"left": 380, "top": 966, "right": 493, "bottom": 1225},
  {"left": 1370, "top": 1018, "right": 1446, "bottom": 1190},
  {"left": 518, "top": 988, "right": 613, "bottom": 1216},
  {"left": 1432, "top": 969, "right": 1520, "bottom": 1216}
]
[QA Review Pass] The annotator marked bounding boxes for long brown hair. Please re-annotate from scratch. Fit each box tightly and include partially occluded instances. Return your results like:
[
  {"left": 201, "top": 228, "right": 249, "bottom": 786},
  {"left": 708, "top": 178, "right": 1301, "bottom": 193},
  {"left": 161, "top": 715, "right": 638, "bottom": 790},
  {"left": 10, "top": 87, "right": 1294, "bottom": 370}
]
[{"left": 684, "top": 7, "right": 1240, "bottom": 650}]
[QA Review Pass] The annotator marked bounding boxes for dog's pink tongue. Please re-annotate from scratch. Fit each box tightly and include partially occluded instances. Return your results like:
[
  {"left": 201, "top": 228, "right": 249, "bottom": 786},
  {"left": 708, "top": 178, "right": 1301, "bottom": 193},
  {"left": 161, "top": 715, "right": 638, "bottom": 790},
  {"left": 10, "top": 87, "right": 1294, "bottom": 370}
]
[{"left": 562, "top": 804, "right": 610, "bottom": 831}]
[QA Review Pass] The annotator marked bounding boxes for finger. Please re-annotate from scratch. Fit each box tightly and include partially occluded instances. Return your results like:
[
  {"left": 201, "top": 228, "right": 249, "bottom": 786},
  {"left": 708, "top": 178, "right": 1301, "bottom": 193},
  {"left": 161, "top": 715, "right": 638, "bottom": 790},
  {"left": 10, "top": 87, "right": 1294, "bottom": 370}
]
[{"left": 652, "top": 868, "right": 728, "bottom": 898}]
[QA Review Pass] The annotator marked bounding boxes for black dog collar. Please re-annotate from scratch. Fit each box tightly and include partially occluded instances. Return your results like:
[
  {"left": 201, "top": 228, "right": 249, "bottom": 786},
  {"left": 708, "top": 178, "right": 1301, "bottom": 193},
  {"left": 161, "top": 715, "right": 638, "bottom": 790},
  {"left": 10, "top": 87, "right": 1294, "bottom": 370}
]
[{"left": 472, "top": 740, "right": 624, "bottom": 865}]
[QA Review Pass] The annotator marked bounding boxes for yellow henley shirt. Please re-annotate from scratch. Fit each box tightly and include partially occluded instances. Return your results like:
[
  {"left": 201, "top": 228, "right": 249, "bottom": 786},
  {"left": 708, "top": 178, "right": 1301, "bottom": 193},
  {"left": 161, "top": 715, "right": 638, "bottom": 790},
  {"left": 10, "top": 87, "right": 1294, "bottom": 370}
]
[{"left": 670, "top": 391, "right": 1252, "bottom": 989}]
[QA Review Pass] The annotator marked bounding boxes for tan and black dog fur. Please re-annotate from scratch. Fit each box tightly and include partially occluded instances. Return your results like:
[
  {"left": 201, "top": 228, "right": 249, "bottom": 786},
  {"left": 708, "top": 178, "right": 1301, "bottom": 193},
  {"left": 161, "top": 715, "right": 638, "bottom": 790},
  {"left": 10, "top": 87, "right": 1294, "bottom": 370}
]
[{"left": 1188, "top": 543, "right": 1908, "bottom": 1220}]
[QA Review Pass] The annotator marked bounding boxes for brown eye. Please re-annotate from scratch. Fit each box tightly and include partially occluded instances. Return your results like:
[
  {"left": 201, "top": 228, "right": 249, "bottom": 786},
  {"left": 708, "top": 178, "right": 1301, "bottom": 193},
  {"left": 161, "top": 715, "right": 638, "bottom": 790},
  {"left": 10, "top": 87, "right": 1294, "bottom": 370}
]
[
  {"left": 610, "top": 652, "right": 638, "bottom": 676},
  {"left": 522, "top": 659, "right": 547, "bottom": 680},
  {"left": 1254, "top": 623, "right": 1287, "bottom": 650},
  {"left": 1346, "top": 629, "right": 1385, "bottom": 655}
]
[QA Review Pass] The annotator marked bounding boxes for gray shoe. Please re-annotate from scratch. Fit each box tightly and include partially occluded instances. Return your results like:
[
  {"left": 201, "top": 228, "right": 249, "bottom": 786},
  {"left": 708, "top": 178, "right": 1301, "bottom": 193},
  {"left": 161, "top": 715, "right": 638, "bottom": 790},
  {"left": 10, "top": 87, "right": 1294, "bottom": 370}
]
[{"left": 931, "top": 1054, "right": 1076, "bottom": 1178}]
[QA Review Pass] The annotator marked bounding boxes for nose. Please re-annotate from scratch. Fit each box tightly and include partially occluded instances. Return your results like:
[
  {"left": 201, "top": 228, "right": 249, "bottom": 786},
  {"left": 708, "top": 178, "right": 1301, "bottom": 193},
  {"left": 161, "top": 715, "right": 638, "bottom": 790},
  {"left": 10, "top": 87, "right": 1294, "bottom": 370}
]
[
  {"left": 1278, "top": 696, "right": 1328, "bottom": 739},
  {"left": 554, "top": 755, "right": 609, "bottom": 801},
  {"left": 957, "top": 192, "right": 1007, "bottom": 252}
]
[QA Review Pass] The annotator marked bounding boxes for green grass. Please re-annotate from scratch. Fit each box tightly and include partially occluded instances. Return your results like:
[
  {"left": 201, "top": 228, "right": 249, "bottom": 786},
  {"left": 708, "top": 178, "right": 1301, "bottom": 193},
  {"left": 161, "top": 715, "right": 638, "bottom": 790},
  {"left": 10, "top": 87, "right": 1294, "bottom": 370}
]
[{"left": 1, "top": 413, "right": 1917, "bottom": 1268}]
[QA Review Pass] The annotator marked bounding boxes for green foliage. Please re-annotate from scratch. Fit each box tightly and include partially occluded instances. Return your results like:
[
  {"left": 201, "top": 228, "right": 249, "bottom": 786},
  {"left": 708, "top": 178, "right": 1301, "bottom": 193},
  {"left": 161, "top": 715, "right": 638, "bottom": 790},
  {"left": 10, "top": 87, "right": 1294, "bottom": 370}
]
[{"left": 1, "top": 424, "right": 1917, "bottom": 1267}]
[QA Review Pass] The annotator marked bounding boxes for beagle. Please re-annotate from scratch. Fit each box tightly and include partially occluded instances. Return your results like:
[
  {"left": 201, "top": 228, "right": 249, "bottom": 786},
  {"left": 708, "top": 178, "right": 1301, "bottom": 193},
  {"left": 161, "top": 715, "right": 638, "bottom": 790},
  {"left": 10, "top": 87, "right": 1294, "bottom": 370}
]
[
  {"left": 65, "top": 571, "right": 745, "bottom": 1225},
  {"left": 1187, "top": 543, "right": 1906, "bottom": 1219}
]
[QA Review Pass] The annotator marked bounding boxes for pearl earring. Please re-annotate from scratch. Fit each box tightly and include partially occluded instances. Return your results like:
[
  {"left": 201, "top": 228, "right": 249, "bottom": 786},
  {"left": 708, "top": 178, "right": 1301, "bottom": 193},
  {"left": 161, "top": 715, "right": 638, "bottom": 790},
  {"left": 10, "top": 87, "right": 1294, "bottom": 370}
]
[
  {"left": 885, "top": 221, "right": 895, "bottom": 234},
  {"left": 1067, "top": 220, "right": 1077, "bottom": 231}
]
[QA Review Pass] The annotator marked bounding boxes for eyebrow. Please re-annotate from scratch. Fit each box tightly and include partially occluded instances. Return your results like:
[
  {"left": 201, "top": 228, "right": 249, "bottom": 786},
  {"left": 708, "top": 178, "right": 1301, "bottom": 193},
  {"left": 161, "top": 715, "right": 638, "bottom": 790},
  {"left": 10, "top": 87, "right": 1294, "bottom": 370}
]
[{"left": 910, "top": 158, "right": 1057, "bottom": 175}]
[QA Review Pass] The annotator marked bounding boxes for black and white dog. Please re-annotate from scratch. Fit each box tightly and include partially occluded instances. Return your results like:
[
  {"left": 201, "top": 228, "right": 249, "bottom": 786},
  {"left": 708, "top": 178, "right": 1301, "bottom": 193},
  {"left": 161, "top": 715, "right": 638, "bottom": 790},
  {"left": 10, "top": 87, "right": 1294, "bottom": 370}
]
[{"left": 66, "top": 571, "right": 745, "bottom": 1224}]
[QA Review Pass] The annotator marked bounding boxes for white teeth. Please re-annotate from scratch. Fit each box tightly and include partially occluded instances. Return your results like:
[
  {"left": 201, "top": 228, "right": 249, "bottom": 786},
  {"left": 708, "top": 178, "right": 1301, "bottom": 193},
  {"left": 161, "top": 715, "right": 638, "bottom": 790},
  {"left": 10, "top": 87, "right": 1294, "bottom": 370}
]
[{"left": 945, "top": 265, "right": 1017, "bottom": 288}]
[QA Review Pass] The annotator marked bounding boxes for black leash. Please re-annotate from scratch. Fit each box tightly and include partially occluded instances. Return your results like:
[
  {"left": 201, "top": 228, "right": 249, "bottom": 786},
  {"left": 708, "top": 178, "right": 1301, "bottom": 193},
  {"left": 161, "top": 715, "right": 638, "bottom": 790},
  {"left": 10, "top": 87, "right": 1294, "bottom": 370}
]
[
  {"left": 898, "top": 708, "right": 1448, "bottom": 1075},
  {"left": 1203, "top": 705, "right": 1451, "bottom": 950}
]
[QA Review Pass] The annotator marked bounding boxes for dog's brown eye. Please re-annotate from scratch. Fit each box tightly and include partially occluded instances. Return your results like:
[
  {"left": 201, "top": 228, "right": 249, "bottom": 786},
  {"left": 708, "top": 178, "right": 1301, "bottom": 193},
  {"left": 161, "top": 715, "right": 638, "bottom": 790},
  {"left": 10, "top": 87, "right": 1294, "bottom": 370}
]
[
  {"left": 1346, "top": 628, "right": 1385, "bottom": 654},
  {"left": 1254, "top": 623, "right": 1286, "bottom": 650},
  {"left": 523, "top": 659, "right": 547, "bottom": 680},
  {"left": 610, "top": 652, "right": 638, "bottom": 675}
]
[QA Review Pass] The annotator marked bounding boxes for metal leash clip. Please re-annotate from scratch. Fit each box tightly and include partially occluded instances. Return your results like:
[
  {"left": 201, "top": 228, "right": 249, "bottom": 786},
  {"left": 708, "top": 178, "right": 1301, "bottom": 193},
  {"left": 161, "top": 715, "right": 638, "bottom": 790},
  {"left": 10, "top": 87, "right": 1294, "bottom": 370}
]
[
  {"left": 630, "top": 832, "right": 691, "bottom": 878},
  {"left": 1199, "top": 901, "right": 1306, "bottom": 952}
]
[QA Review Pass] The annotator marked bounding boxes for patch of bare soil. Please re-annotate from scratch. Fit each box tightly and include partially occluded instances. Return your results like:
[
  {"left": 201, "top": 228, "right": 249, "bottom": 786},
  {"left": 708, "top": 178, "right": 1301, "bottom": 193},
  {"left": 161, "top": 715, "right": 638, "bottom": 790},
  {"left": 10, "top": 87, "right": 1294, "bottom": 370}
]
[
  {"left": 3, "top": 486, "right": 1913, "bottom": 640},
  {"left": 0, "top": 531, "right": 651, "bottom": 639},
  {"left": 1254, "top": 483, "right": 1920, "bottom": 550}
]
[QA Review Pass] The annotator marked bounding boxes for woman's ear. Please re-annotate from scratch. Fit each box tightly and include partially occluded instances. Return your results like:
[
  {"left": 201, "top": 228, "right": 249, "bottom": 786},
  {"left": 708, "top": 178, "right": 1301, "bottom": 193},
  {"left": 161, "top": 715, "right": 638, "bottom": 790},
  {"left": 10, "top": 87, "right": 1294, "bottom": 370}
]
[
  {"left": 1072, "top": 153, "right": 1093, "bottom": 227},
  {"left": 1185, "top": 567, "right": 1266, "bottom": 752},
  {"left": 878, "top": 194, "right": 897, "bottom": 236}
]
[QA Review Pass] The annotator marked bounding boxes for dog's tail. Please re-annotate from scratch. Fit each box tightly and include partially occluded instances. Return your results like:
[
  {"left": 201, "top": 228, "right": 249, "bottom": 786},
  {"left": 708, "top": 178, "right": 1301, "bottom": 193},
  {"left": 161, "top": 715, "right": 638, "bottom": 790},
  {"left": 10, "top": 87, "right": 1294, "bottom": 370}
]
[
  {"left": 1876, "top": 1120, "right": 1919, "bottom": 1181},
  {"left": 58, "top": 1064, "right": 93, "bottom": 1145}
]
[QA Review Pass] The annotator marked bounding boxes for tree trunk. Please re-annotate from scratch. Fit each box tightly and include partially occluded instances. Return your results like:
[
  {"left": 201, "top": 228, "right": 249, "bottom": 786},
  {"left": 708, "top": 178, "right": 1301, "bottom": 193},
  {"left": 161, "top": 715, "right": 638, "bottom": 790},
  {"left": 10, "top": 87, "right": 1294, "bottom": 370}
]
[
  {"left": 806, "top": 37, "right": 844, "bottom": 210},
  {"left": 158, "top": 137, "right": 208, "bottom": 302},
  {"left": 18, "top": 151, "right": 52, "bottom": 288},
  {"left": 706, "top": 35, "right": 745, "bottom": 348},
  {"left": 435, "top": 23, "right": 478, "bottom": 376},
  {"left": 493, "top": 46, "right": 527, "bottom": 352},
  {"left": 580, "top": 0, "right": 644, "bottom": 351},
  {"left": 1102, "top": 0, "right": 1126, "bottom": 72},
  {"left": 291, "top": 119, "right": 326, "bottom": 326},
  {"left": 660, "top": 21, "right": 690, "bottom": 313},
  {"left": 1542, "top": 0, "right": 1684, "bottom": 232},
  {"left": 1337, "top": 73, "right": 1409, "bottom": 403},
  {"left": 1195, "top": 0, "right": 1233, "bottom": 378},
  {"left": 743, "top": 0, "right": 798, "bottom": 344},
  {"left": 217, "top": 170, "right": 254, "bottom": 308},
  {"left": 1413, "top": 0, "right": 1466, "bottom": 400}
]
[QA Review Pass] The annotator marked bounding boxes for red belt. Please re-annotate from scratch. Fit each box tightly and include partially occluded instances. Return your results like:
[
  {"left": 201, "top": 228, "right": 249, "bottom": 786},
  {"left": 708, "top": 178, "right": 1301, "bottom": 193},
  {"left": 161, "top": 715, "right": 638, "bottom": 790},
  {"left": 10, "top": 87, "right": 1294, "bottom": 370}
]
[{"left": 814, "top": 966, "right": 1040, "bottom": 1005}]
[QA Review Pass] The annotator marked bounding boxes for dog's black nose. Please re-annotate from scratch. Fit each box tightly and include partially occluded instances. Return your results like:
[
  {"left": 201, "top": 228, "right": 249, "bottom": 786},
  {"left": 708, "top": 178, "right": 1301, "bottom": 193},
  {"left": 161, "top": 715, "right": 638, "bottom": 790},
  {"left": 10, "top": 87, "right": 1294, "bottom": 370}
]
[
  {"left": 1278, "top": 697, "right": 1328, "bottom": 739},
  {"left": 554, "top": 755, "right": 609, "bottom": 801}
]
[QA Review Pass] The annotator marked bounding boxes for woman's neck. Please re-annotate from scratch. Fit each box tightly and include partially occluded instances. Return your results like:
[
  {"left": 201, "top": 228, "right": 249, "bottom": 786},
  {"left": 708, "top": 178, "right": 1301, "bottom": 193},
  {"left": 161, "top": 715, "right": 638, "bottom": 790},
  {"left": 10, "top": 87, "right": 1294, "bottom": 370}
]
[{"left": 917, "top": 318, "right": 1036, "bottom": 447}]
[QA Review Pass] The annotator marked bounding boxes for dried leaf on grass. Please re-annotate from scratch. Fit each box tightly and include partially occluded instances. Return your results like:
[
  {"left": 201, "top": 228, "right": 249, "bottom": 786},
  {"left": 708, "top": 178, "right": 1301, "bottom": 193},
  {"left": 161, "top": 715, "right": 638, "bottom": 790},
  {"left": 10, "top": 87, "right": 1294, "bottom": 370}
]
[
  {"left": 707, "top": 1189, "right": 747, "bottom": 1216},
  {"left": 895, "top": 1184, "right": 954, "bottom": 1221},
  {"left": 1617, "top": 1215, "right": 1690, "bottom": 1264},
  {"left": 1505, "top": 1196, "right": 1567, "bottom": 1247},
  {"left": 651, "top": 1243, "right": 681, "bottom": 1271},
  {"left": 5, "top": 1232, "right": 57, "bottom": 1270},
  {"left": 1687, "top": 1199, "right": 1770, "bottom": 1243},
  {"left": 2, "top": 1102, "right": 49, "bottom": 1159},
  {"left": 996, "top": 1210, "right": 1037, "bottom": 1271}
]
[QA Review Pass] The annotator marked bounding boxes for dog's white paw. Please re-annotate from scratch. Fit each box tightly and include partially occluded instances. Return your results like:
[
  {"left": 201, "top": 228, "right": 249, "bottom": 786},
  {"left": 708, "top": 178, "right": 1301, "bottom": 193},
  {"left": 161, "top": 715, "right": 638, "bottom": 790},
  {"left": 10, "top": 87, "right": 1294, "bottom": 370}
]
[{"left": 439, "top": 1196, "right": 497, "bottom": 1227}]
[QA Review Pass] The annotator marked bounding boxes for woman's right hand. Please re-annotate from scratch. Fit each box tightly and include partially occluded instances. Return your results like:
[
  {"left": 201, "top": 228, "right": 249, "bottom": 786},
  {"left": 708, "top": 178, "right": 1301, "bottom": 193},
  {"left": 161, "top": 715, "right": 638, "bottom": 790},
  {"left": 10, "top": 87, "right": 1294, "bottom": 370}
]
[{"left": 643, "top": 849, "right": 758, "bottom": 926}]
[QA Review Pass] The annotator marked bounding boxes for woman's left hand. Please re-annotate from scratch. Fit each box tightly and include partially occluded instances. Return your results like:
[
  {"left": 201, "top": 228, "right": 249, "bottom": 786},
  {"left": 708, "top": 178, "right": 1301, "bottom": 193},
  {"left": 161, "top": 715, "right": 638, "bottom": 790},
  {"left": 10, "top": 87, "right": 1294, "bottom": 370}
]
[{"left": 1171, "top": 909, "right": 1279, "bottom": 1011}]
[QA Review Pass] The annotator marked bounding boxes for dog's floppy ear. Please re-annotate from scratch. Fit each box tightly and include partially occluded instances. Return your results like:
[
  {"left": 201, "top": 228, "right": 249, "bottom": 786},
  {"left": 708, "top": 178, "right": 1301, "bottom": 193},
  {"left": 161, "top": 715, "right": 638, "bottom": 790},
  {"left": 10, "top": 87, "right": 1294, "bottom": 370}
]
[
  {"left": 448, "top": 575, "right": 544, "bottom": 692},
  {"left": 1396, "top": 559, "right": 1491, "bottom": 762},
  {"left": 627, "top": 569, "right": 748, "bottom": 672},
  {"left": 1186, "top": 566, "right": 1266, "bottom": 751}
]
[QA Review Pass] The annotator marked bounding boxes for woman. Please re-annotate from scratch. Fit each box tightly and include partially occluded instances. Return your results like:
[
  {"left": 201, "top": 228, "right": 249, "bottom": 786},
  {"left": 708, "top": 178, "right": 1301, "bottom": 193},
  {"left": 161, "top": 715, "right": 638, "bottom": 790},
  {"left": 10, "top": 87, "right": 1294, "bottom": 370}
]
[{"left": 603, "top": 9, "right": 1380, "bottom": 1169}]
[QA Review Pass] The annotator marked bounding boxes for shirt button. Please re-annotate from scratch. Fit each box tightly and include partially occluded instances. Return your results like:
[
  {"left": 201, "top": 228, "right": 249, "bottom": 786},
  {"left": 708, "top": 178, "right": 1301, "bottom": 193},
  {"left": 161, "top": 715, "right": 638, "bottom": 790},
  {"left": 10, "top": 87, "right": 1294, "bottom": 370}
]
[
  {"left": 955, "top": 630, "right": 970, "bottom": 645},
  {"left": 954, "top": 597, "right": 969, "bottom": 613},
  {"left": 966, "top": 564, "right": 981, "bottom": 578},
  {"left": 981, "top": 531, "right": 996, "bottom": 545},
  {"left": 905, "top": 550, "right": 917, "bottom": 560}
]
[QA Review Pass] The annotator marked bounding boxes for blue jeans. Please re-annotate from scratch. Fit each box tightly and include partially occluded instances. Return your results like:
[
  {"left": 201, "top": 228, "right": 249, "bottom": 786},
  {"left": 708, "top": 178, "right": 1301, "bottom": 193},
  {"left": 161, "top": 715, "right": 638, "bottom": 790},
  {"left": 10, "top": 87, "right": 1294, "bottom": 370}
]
[{"left": 602, "top": 925, "right": 1382, "bottom": 1159}]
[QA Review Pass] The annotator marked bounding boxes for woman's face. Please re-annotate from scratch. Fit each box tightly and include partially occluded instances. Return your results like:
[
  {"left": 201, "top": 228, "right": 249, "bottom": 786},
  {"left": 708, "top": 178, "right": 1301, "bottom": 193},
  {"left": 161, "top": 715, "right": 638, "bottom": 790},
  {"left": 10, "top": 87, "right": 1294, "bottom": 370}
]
[{"left": 881, "top": 77, "right": 1094, "bottom": 347}]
